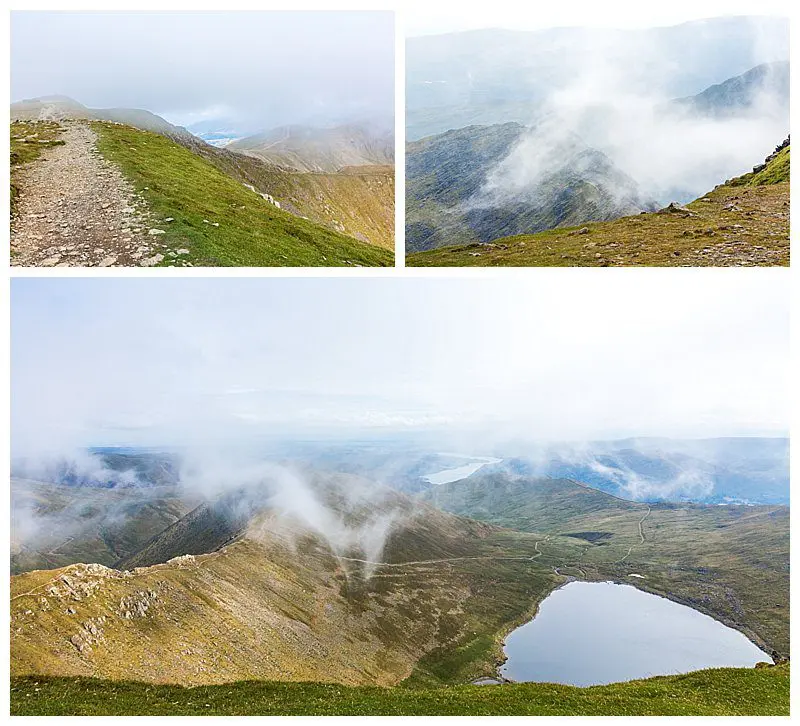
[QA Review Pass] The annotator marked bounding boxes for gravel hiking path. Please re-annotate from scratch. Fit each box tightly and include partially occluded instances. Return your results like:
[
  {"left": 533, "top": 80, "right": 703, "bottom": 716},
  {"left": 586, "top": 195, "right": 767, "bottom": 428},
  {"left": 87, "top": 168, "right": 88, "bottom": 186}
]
[{"left": 10, "top": 123, "right": 167, "bottom": 267}]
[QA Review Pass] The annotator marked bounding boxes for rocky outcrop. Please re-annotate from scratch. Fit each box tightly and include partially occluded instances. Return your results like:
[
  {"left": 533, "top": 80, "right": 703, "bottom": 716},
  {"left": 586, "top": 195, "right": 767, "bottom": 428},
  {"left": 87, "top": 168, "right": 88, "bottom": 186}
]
[{"left": 752, "top": 137, "right": 789, "bottom": 174}]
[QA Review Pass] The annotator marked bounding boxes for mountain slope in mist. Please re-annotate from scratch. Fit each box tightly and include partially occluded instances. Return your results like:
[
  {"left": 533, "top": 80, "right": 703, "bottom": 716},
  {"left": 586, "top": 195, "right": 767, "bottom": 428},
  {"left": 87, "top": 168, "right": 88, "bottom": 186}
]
[
  {"left": 10, "top": 470, "right": 569, "bottom": 687},
  {"left": 406, "top": 16, "right": 789, "bottom": 140},
  {"left": 408, "top": 138, "right": 789, "bottom": 266},
  {"left": 229, "top": 124, "right": 394, "bottom": 173},
  {"left": 406, "top": 122, "right": 656, "bottom": 253},
  {"left": 10, "top": 479, "right": 197, "bottom": 575},
  {"left": 406, "top": 18, "right": 789, "bottom": 226},
  {"left": 508, "top": 437, "right": 790, "bottom": 505},
  {"left": 671, "top": 62, "right": 789, "bottom": 118}
]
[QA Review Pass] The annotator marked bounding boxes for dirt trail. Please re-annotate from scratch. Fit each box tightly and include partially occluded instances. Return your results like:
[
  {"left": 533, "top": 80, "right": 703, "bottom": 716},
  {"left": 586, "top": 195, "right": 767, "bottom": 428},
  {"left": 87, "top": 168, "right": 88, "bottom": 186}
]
[
  {"left": 337, "top": 554, "right": 541, "bottom": 568},
  {"left": 618, "top": 506, "right": 652, "bottom": 564},
  {"left": 11, "top": 123, "right": 166, "bottom": 267}
]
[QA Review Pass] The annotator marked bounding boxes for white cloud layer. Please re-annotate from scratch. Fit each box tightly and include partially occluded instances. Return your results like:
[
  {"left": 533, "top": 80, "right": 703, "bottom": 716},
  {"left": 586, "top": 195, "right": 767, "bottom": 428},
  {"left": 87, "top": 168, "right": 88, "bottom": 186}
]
[{"left": 11, "top": 274, "right": 789, "bottom": 458}]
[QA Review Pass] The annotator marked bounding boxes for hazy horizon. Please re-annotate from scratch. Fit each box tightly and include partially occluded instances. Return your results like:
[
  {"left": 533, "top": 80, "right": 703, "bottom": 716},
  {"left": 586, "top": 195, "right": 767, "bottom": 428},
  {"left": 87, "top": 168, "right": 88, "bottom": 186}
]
[
  {"left": 11, "top": 275, "right": 789, "bottom": 464},
  {"left": 11, "top": 11, "right": 394, "bottom": 136},
  {"left": 404, "top": 6, "right": 789, "bottom": 36}
]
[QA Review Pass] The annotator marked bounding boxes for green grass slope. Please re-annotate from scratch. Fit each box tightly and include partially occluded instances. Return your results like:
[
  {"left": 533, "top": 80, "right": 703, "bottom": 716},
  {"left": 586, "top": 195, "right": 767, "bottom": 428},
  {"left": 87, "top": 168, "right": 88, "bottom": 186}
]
[
  {"left": 190, "top": 142, "right": 395, "bottom": 250},
  {"left": 91, "top": 122, "right": 392, "bottom": 267},
  {"left": 11, "top": 663, "right": 789, "bottom": 715},
  {"left": 408, "top": 142, "right": 789, "bottom": 267}
]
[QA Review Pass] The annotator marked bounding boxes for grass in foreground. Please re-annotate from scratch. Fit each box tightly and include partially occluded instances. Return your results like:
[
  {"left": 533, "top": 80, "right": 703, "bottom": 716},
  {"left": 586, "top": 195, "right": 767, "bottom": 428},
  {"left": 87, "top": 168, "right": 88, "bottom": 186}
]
[
  {"left": 91, "top": 122, "right": 393, "bottom": 267},
  {"left": 10, "top": 121, "right": 65, "bottom": 214},
  {"left": 10, "top": 664, "right": 788, "bottom": 716}
]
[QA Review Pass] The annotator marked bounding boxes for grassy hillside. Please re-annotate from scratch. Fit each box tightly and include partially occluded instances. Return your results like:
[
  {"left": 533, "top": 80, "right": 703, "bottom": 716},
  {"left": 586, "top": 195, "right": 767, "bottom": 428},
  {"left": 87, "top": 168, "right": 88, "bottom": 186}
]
[
  {"left": 91, "top": 122, "right": 392, "bottom": 267},
  {"left": 408, "top": 142, "right": 789, "bottom": 267},
  {"left": 11, "top": 664, "right": 789, "bottom": 716},
  {"left": 188, "top": 142, "right": 395, "bottom": 251},
  {"left": 263, "top": 166, "right": 394, "bottom": 251},
  {"left": 11, "top": 477, "right": 584, "bottom": 687},
  {"left": 426, "top": 474, "right": 790, "bottom": 658}
]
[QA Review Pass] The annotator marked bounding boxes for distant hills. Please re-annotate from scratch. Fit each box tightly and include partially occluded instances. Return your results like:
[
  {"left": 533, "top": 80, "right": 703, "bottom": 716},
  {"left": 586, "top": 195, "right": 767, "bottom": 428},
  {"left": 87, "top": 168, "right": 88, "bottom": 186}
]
[
  {"left": 10, "top": 95, "right": 194, "bottom": 142},
  {"left": 230, "top": 124, "right": 394, "bottom": 173},
  {"left": 406, "top": 16, "right": 789, "bottom": 140},
  {"left": 671, "top": 61, "right": 789, "bottom": 118},
  {"left": 500, "top": 437, "right": 790, "bottom": 505},
  {"left": 10, "top": 96, "right": 395, "bottom": 175},
  {"left": 10, "top": 478, "right": 196, "bottom": 574}
]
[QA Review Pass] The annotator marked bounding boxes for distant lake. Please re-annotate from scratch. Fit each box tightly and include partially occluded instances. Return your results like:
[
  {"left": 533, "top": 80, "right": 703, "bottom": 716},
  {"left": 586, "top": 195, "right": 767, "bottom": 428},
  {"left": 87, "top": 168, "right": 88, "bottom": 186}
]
[
  {"left": 501, "top": 581, "right": 771, "bottom": 687},
  {"left": 424, "top": 456, "right": 502, "bottom": 486}
]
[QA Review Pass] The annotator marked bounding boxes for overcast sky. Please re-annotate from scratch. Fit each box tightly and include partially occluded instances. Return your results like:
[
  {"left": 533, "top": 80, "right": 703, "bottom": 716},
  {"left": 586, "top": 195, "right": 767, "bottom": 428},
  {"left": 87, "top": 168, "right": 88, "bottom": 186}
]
[
  {"left": 405, "top": 1, "right": 790, "bottom": 35},
  {"left": 10, "top": 274, "right": 789, "bottom": 458},
  {"left": 11, "top": 11, "right": 394, "bottom": 133}
]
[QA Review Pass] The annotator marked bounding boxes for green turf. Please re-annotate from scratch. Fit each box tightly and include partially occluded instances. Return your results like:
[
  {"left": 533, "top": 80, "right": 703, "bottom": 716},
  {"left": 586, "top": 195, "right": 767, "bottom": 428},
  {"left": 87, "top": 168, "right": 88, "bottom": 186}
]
[
  {"left": 10, "top": 664, "right": 788, "bottom": 716},
  {"left": 90, "top": 121, "right": 393, "bottom": 267}
]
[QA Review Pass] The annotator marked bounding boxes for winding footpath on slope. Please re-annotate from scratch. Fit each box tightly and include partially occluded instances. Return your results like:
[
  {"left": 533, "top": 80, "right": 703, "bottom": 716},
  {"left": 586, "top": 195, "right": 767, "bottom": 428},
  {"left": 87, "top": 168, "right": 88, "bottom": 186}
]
[
  {"left": 11, "top": 123, "right": 165, "bottom": 267},
  {"left": 618, "top": 506, "right": 652, "bottom": 564}
]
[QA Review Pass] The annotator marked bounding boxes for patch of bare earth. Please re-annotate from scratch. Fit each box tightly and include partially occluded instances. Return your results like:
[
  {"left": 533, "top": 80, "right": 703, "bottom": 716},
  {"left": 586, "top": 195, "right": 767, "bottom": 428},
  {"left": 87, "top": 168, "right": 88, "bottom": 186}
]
[{"left": 10, "top": 122, "right": 167, "bottom": 267}]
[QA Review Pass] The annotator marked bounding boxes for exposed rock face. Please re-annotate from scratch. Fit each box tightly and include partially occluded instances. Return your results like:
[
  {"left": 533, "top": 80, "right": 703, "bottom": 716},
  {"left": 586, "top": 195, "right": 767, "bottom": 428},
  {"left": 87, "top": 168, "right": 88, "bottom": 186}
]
[
  {"left": 752, "top": 137, "right": 790, "bottom": 174},
  {"left": 658, "top": 202, "right": 695, "bottom": 217}
]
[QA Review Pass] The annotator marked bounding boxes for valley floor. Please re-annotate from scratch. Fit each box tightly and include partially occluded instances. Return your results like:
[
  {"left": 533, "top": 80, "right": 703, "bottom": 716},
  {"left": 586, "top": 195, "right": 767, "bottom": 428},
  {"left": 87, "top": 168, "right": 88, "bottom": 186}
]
[{"left": 10, "top": 664, "right": 789, "bottom": 716}]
